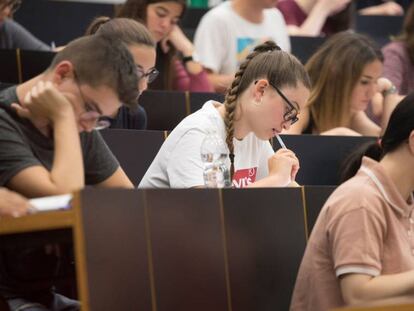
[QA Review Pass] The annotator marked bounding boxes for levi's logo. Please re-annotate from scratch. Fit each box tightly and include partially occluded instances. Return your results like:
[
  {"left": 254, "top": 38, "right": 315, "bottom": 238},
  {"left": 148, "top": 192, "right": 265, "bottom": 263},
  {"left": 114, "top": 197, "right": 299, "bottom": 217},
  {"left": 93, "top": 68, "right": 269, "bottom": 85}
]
[{"left": 232, "top": 167, "right": 257, "bottom": 188}]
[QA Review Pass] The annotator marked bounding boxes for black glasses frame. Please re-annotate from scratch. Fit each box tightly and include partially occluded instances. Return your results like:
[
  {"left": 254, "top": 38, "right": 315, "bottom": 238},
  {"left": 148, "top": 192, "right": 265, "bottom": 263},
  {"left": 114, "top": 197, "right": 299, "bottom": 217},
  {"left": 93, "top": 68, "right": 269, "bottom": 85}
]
[
  {"left": 73, "top": 71, "right": 111, "bottom": 131},
  {"left": 269, "top": 82, "right": 299, "bottom": 125},
  {"left": 136, "top": 67, "right": 159, "bottom": 84}
]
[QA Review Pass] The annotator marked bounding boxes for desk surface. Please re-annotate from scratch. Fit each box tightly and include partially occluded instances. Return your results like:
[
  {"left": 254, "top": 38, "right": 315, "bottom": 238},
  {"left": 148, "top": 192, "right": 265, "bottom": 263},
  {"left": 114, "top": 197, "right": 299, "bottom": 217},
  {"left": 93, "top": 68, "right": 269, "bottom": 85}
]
[{"left": 0, "top": 210, "right": 74, "bottom": 235}]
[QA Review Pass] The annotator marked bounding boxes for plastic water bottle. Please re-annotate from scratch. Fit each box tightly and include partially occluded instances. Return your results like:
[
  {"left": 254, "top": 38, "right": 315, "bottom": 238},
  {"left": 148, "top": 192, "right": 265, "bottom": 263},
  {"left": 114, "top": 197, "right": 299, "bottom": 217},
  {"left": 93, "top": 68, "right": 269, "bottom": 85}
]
[{"left": 200, "top": 130, "right": 231, "bottom": 188}]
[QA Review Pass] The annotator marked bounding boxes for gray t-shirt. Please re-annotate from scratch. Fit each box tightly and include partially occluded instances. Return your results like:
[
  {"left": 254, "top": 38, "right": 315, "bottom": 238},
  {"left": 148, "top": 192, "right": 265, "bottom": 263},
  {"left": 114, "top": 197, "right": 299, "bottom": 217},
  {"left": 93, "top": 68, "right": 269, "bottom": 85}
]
[
  {"left": 0, "top": 19, "right": 50, "bottom": 51},
  {"left": 0, "top": 86, "right": 119, "bottom": 187},
  {"left": 0, "top": 85, "right": 120, "bottom": 298}
]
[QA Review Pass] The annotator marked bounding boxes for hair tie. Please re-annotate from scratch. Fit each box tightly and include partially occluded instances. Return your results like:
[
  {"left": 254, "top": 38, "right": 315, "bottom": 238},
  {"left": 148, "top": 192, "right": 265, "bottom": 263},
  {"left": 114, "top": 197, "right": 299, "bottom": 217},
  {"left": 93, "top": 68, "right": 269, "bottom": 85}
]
[{"left": 377, "top": 137, "right": 382, "bottom": 148}]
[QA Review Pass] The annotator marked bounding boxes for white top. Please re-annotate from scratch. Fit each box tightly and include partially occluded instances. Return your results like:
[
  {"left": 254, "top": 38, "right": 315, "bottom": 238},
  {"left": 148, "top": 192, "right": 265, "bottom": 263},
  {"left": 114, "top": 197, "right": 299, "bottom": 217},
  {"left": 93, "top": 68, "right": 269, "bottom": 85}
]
[
  {"left": 139, "top": 101, "right": 274, "bottom": 188},
  {"left": 194, "top": 1, "right": 290, "bottom": 75}
]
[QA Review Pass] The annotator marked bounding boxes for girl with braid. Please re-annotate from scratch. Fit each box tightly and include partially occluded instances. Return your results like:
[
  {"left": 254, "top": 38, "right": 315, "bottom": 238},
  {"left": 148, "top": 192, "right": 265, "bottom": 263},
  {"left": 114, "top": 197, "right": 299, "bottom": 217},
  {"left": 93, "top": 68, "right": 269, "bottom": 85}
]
[{"left": 139, "top": 41, "right": 311, "bottom": 188}]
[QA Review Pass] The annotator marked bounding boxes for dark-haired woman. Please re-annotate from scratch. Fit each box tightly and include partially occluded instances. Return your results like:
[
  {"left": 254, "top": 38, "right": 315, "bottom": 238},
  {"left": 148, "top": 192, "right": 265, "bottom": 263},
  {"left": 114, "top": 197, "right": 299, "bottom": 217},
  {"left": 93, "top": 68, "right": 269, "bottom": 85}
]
[
  {"left": 117, "top": 0, "right": 213, "bottom": 92},
  {"left": 291, "top": 94, "right": 414, "bottom": 310}
]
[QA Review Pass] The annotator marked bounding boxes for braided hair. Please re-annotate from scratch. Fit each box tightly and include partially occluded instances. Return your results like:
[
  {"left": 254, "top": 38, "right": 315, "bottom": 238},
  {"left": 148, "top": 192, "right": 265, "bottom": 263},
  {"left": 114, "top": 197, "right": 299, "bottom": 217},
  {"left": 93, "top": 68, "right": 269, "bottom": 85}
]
[{"left": 223, "top": 41, "right": 310, "bottom": 180}]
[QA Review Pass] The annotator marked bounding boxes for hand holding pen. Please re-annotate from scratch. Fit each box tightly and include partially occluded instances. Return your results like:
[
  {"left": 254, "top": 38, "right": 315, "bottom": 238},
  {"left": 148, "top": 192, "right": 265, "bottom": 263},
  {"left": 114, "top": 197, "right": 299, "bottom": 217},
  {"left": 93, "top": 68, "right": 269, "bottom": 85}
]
[{"left": 268, "top": 135, "right": 300, "bottom": 187}]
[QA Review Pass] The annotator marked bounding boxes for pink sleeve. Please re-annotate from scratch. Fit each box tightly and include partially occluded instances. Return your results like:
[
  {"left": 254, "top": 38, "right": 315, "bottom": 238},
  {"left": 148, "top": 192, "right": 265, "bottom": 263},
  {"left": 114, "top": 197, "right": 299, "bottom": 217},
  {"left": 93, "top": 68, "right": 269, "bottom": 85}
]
[
  {"left": 328, "top": 207, "right": 385, "bottom": 274},
  {"left": 173, "top": 59, "right": 214, "bottom": 92}
]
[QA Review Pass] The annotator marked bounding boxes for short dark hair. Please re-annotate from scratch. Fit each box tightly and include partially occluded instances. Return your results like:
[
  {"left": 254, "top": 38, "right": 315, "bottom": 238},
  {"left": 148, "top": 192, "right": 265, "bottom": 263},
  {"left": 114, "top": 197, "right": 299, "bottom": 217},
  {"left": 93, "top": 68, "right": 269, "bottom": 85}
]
[{"left": 49, "top": 35, "right": 139, "bottom": 109}]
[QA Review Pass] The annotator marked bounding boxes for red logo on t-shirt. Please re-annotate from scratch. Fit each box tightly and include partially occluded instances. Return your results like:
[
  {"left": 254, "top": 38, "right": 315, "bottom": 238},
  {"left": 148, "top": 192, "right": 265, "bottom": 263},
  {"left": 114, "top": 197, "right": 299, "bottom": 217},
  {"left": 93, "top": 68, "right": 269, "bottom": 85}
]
[{"left": 232, "top": 167, "right": 257, "bottom": 188}]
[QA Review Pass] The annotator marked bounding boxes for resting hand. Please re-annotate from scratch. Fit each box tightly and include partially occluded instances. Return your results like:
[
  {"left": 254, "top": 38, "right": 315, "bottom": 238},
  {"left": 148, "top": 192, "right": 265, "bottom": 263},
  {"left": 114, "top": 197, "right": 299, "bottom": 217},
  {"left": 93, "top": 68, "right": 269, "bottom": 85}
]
[
  {"left": 0, "top": 188, "right": 31, "bottom": 217},
  {"left": 12, "top": 81, "right": 74, "bottom": 124}
]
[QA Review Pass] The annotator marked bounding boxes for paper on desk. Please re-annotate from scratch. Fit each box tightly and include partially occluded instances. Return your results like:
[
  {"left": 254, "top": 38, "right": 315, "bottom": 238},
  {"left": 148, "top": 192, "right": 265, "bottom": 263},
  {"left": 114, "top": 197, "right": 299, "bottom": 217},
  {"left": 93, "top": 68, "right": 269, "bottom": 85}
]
[{"left": 29, "top": 194, "right": 73, "bottom": 212}]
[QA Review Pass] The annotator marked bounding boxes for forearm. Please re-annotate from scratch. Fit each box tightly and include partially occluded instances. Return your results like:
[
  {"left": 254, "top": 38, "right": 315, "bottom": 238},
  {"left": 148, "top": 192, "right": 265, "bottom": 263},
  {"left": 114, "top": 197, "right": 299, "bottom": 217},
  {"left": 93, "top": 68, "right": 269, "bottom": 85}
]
[
  {"left": 207, "top": 72, "right": 234, "bottom": 93},
  {"left": 341, "top": 271, "right": 414, "bottom": 306},
  {"left": 297, "top": 3, "right": 330, "bottom": 36},
  {"left": 380, "top": 93, "right": 403, "bottom": 135},
  {"left": 51, "top": 112, "right": 84, "bottom": 192}
]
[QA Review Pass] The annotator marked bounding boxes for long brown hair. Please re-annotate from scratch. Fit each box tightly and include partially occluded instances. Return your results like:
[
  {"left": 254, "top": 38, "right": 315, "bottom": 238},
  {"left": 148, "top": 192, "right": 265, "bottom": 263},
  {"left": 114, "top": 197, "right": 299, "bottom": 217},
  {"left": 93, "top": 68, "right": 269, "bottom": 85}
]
[
  {"left": 306, "top": 31, "right": 383, "bottom": 133},
  {"left": 394, "top": 2, "right": 414, "bottom": 64},
  {"left": 224, "top": 41, "right": 311, "bottom": 179},
  {"left": 116, "top": 0, "right": 187, "bottom": 90}
]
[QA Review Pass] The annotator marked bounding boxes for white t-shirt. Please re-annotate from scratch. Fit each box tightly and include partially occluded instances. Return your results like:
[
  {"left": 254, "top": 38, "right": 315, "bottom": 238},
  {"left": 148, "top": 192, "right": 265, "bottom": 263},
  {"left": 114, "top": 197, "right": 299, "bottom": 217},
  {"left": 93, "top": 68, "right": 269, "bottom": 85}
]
[
  {"left": 139, "top": 101, "right": 274, "bottom": 188},
  {"left": 194, "top": 1, "right": 290, "bottom": 75}
]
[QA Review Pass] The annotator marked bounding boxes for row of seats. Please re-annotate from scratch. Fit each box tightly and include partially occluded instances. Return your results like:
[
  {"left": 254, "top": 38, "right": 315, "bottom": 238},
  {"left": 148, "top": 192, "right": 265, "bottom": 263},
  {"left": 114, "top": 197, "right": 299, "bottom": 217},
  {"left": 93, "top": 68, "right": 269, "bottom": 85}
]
[
  {"left": 13, "top": 0, "right": 404, "bottom": 48},
  {"left": 100, "top": 129, "right": 375, "bottom": 187}
]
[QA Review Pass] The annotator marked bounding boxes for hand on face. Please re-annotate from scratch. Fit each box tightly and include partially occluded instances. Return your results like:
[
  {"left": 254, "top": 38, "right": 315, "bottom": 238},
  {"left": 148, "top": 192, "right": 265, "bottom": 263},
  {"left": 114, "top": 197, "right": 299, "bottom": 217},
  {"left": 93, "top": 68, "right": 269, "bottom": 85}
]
[
  {"left": 12, "top": 80, "right": 74, "bottom": 123},
  {"left": 268, "top": 148, "right": 300, "bottom": 186},
  {"left": 0, "top": 188, "right": 31, "bottom": 217},
  {"left": 160, "top": 24, "right": 193, "bottom": 56}
]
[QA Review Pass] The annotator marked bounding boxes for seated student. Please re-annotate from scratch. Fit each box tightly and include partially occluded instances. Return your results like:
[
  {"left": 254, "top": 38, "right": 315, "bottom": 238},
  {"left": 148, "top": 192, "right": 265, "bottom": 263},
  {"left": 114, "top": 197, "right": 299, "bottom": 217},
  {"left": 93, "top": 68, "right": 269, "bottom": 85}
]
[
  {"left": 194, "top": 0, "right": 290, "bottom": 93},
  {"left": 382, "top": 2, "right": 414, "bottom": 95},
  {"left": 291, "top": 94, "right": 414, "bottom": 310},
  {"left": 117, "top": 0, "right": 213, "bottom": 92},
  {"left": 284, "top": 31, "right": 401, "bottom": 136},
  {"left": 0, "top": 0, "right": 50, "bottom": 50},
  {"left": 85, "top": 16, "right": 157, "bottom": 130},
  {"left": 276, "top": 0, "right": 353, "bottom": 36},
  {"left": 139, "top": 41, "right": 310, "bottom": 189},
  {"left": 0, "top": 187, "right": 30, "bottom": 217},
  {"left": 0, "top": 35, "right": 138, "bottom": 311}
]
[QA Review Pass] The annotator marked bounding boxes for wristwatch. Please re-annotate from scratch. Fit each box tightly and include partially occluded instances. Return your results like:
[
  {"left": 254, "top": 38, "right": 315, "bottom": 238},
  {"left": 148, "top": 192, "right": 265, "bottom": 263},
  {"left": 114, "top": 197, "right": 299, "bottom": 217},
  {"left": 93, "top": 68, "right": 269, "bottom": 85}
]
[
  {"left": 182, "top": 55, "right": 194, "bottom": 64},
  {"left": 383, "top": 84, "right": 397, "bottom": 96}
]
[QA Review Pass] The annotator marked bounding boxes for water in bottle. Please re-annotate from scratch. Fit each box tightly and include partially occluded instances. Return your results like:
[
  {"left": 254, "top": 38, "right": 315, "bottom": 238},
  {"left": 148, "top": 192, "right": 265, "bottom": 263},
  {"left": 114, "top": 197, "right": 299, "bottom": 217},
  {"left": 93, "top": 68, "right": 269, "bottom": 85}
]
[{"left": 200, "top": 130, "right": 231, "bottom": 188}]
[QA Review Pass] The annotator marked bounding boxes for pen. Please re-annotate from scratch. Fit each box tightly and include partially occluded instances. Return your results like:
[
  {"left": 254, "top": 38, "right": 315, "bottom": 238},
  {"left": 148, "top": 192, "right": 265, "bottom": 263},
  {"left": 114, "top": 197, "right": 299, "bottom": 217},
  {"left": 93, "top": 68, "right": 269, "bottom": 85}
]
[{"left": 276, "top": 135, "right": 287, "bottom": 149}]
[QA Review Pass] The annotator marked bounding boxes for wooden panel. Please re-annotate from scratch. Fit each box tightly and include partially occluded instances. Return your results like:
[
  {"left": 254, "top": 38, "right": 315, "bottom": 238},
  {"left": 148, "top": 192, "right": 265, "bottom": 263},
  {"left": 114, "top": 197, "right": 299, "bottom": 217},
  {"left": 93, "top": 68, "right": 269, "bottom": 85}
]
[
  {"left": 303, "top": 186, "right": 336, "bottom": 235},
  {"left": 78, "top": 189, "right": 152, "bottom": 311},
  {"left": 139, "top": 90, "right": 187, "bottom": 130},
  {"left": 0, "top": 50, "right": 19, "bottom": 84},
  {"left": 101, "top": 129, "right": 165, "bottom": 186},
  {"left": 20, "top": 50, "right": 55, "bottom": 82},
  {"left": 223, "top": 188, "right": 306, "bottom": 311},
  {"left": 146, "top": 189, "right": 229, "bottom": 311},
  {"left": 274, "top": 135, "right": 376, "bottom": 185}
]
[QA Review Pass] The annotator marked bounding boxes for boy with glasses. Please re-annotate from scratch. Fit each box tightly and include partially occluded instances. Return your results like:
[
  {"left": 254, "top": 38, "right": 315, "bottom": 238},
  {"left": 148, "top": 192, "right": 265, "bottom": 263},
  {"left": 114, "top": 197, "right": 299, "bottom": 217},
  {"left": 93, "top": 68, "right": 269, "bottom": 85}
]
[
  {"left": 0, "top": 35, "right": 138, "bottom": 310},
  {"left": 0, "top": 0, "right": 50, "bottom": 50}
]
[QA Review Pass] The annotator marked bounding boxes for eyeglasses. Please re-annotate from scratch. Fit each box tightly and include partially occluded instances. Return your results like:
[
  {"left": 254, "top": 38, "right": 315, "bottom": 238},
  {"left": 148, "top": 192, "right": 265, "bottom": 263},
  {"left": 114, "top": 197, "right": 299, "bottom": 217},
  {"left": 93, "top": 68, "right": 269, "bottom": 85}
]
[
  {"left": 0, "top": 0, "right": 21, "bottom": 14},
  {"left": 73, "top": 72, "right": 111, "bottom": 131},
  {"left": 136, "top": 66, "right": 159, "bottom": 84},
  {"left": 269, "top": 82, "right": 299, "bottom": 125}
]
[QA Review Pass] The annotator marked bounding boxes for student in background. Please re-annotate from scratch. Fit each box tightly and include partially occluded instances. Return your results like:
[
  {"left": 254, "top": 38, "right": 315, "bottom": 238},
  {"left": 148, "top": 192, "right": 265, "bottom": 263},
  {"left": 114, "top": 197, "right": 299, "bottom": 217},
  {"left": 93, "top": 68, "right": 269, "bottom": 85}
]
[
  {"left": 291, "top": 93, "right": 414, "bottom": 311},
  {"left": 194, "top": 0, "right": 290, "bottom": 93},
  {"left": 382, "top": 2, "right": 414, "bottom": 95},
  {"left": 116, "top": 0, "right": 213, "bottom": 92},
  {"left": 276, "top": 0, "right": 353, "bottom": 36},
  {"left": 0, "top": 0, "right": 50, "bottom": 50},
  {"left": 0, "top": 187, "right": 30, "bottom": 217},
  {"left": 139, "top": 41, "right": 310, "bottom": 189},
  {"left": 284, "top": 31, "right": 401, "bottom": 136},
  {"left": 85, "top": 16, "right": 157, "bottom": 129},
  {"left": 0, "top": 35, "right": 138, "bottom": 311}
]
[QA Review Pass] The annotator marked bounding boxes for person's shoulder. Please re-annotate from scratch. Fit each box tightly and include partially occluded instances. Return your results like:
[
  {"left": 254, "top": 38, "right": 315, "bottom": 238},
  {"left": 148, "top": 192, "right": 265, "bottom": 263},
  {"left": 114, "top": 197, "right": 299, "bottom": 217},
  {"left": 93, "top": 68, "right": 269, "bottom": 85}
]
[
  {"left": 264, "top": 6, "right": 285, "bottom": 22},
  {"left": 325, "top": 174, "right": 386, "bottom": 217},
  {"left": 383, "top": 40, "right": 407, "bottom": 54},
  {"left": 202, "top": 2, "right": 234, "bottom": 21}
]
